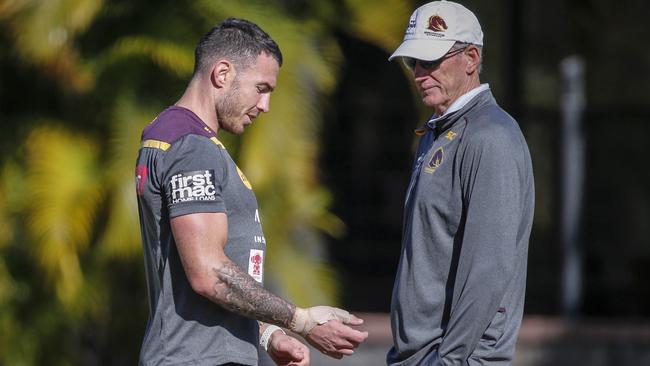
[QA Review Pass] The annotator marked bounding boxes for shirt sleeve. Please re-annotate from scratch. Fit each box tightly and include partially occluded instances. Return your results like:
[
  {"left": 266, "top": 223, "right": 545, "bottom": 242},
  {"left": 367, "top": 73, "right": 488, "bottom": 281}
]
[
  {"left": 436, "top": 126, "right": 526, "bottom": 364},
  {"left": 161, "top": 134, "right": 228, "bottom": 218}
]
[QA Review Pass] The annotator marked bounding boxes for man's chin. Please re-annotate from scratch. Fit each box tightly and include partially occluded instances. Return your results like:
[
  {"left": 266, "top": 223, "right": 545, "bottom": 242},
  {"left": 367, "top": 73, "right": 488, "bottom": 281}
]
[
  {"left": 421, "top": 94, "right": 444, "bottom": 110},
  {"left": 422, "top": 98, "right": 439, "bottom": 109},
  {"left": 221, "top": 124, "right": 246, "bottom": 135}
]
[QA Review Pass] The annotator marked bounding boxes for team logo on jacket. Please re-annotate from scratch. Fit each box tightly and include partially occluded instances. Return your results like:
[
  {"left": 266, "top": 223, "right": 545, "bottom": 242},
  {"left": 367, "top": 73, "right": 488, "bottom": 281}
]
[
  {"left": 169, "top": 170, "right": 217, "bottom": 204},
  {"left": 424, "top": 147, "right": 444, "bottom": 174},
  {"left": 248, "top": 249, "right": 264, "bottom": 283}
]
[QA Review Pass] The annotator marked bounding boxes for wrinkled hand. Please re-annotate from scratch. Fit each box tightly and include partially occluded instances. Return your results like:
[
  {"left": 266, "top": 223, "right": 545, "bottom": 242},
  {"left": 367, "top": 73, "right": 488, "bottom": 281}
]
[
  {"left": 267, "top": 332, "right": 310, "bottom": 366},
  {"left": 307, "top": 313, "right": 368, "bottom": 359}
]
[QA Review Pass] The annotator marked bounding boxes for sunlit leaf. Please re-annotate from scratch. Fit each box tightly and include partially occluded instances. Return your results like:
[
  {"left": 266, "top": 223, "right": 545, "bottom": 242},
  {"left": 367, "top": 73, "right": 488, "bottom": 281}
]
[
  {"left": 95, "top": 36, "right": 194, "bottom": 77},
  {"left": 24, "top": 126, "right": 103, "bottom": 306},
  {"left": 3, "top": 0, "right": 103, "bottom": 90}
]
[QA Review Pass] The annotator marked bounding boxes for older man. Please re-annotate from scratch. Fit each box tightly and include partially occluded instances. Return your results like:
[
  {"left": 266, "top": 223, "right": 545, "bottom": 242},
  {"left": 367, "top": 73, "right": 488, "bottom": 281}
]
[{"left": 386, "top": 1, "right": 535, "bottom": 365}]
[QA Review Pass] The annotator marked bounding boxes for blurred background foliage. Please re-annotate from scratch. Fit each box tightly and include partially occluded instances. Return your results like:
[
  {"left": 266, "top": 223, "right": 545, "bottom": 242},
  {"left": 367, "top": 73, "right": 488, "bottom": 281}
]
[{"left": 1, "top": 0, "right": 650, "bottom": 364}]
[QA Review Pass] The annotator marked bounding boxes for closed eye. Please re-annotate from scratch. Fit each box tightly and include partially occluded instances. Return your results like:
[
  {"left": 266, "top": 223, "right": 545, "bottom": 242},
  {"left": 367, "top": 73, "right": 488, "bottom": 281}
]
[{"left": 256, "top": 84, "right": 273, "bottom": 93}]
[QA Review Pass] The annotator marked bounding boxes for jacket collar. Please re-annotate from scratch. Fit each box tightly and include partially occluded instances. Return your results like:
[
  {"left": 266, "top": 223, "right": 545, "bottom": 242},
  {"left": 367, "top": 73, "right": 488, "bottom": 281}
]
[{"left": 415, "top": 85, "right": 494, "bottom": 136}]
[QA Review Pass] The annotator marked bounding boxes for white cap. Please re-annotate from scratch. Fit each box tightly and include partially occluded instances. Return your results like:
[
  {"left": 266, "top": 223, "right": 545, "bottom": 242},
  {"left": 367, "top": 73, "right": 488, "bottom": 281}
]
[{"left": 388, "top": 1, "right": 483, "bottom": 62}]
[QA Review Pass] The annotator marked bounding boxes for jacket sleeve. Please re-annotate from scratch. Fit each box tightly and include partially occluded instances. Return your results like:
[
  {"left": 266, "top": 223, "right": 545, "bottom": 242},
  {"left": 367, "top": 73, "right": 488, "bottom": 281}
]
[{"left": 435, "top": 125, "right": 526, "bottom": 365}]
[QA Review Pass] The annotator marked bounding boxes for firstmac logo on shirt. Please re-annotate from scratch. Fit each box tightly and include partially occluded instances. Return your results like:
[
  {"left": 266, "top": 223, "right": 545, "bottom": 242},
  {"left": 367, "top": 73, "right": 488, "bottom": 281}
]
[{"left": 169, "top": 170, "right": 216, "bottom": 204}]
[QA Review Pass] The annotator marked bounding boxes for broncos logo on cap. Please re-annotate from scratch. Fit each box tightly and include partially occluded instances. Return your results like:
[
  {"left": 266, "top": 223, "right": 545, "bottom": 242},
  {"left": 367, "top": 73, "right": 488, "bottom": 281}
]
[{"left": 427, "top": 15, "right": 448, "bottom": 32}]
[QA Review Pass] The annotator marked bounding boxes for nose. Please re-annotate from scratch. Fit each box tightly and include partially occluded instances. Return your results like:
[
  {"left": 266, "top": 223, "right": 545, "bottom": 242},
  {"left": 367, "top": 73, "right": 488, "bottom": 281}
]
[{"left": 257, "top": 93, "right": 271, "bottom": 113}]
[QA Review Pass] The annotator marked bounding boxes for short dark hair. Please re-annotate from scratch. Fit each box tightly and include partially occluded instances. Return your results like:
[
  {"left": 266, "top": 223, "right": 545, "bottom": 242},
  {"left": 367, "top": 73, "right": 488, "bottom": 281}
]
[{"left": 193, "top": 18, "right": 283, "bottom": 76}]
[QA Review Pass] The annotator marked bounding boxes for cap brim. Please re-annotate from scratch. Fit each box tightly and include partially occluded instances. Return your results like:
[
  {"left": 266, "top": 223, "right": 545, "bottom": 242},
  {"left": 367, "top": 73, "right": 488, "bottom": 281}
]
[{"left": 388, "top": 39, "right": 455, "bottom": 62}]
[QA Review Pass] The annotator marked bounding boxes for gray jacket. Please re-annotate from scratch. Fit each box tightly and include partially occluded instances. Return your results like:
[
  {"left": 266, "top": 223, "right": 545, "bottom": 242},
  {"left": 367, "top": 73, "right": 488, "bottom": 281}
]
[{"left": 387, "top": 89, "right": 535, "bottom": 366}]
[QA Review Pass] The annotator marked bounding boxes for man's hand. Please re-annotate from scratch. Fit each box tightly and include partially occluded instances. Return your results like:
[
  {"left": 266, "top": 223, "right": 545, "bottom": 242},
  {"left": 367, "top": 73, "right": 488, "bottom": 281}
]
[
  {"left": 289, "top": 306, "right": 368, "bottom": 359},
  {"left": 290, "top": 306, "right": 355, "bottom": 336},
  {"left": 267, "top": 331, "right": 310, "bottom": 366},
  {"left": 305, "top": 319, "right": 368, "bottom": 359}
]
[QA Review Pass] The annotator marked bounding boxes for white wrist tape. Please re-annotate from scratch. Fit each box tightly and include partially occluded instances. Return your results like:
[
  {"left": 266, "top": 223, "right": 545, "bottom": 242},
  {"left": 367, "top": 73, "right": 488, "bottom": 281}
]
[
  {"left": 260, "top": 325, "right": 285, "bottom": 352},
  {"left": 290, "top": 306, "right": 352, "bottom": 336}
]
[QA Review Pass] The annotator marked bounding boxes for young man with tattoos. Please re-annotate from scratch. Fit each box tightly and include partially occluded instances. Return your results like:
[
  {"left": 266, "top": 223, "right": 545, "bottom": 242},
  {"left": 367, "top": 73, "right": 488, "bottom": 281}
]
[{"left": 135, "top": 18, "right": 368, "bottom": 366}]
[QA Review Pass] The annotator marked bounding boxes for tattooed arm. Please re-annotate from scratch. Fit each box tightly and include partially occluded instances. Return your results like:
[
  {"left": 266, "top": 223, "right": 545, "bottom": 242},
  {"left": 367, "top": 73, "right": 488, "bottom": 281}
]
[
  {"left": 171, "top": 212, "right": 295, "bottom": 327},
  {"left": 211, "top": 260, "right": 296, "bottom": 325},
  {"left": 170, "top": 212, "right": 368, "bottom": 358}
]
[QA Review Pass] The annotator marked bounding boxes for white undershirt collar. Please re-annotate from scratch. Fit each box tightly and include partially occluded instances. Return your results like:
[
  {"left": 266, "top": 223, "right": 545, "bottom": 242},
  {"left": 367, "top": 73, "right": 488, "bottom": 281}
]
[{"left": 427, "top": 83, "right": 490, "bottom": 124}]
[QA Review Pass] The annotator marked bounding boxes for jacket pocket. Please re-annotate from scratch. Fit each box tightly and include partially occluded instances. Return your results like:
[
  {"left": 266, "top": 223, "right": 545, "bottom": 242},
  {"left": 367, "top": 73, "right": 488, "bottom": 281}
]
[
  {"left": 480, "top": 307, "right": 507, "bottom": 347},
  {"left": 468, "top": 308, "right": 510, "bottom": 365}
]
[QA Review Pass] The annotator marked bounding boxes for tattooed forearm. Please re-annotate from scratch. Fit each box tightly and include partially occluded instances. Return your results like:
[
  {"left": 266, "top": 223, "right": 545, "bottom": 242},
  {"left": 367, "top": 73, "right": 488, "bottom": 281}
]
[{"left": 211, "top": 260, "right": 295, "bottom": 327}]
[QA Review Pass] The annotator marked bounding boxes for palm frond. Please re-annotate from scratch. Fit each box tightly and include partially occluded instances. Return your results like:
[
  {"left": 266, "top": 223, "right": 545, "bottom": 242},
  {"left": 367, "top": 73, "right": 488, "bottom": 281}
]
[
  {"left": 0, "top": 166, "right": 17, "bottom": 250},
  {"left": 94, "top": 36, "right": 194, "bottom": 78},
  {"left": 24, "top": 126, "right": 103, "bottom": 306},
  {"left": 2, "top": 0, "right": 103, "bottom": 90}
]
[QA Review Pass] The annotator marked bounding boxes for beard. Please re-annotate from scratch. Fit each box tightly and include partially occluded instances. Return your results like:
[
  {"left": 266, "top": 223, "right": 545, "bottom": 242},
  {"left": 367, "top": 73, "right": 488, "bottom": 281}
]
[{"left": 216, "top": 78, "right": 246, "bottom": 135}]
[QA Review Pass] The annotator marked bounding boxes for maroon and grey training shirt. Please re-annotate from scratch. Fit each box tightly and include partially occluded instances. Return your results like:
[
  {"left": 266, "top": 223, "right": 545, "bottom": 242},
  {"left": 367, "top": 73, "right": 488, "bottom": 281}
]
[{"left": 135, "top": 106, "right": 265, "bottom": 366}]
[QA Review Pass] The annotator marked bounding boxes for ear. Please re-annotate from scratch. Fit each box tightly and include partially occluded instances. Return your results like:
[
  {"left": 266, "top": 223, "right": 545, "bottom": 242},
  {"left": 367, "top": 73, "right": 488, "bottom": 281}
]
[
  {"left": 210, "top": 60, "right": 235, "bottom": 88},
  {"left": 464, "top": 46, "right": 481, "bottom": 74}
]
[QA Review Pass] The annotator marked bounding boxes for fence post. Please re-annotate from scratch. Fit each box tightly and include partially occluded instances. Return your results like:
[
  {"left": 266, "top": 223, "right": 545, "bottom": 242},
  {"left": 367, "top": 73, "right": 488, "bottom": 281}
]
[{"left": 560, "top": 56, "right": 586, "bottom": 317}]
